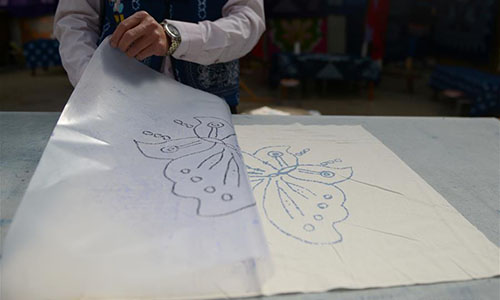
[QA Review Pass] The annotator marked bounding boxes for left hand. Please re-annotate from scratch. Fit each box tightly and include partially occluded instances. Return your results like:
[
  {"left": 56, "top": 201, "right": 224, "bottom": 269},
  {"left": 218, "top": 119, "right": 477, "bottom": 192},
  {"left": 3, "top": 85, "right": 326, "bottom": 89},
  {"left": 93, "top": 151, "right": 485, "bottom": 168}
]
[{"left": 110, "top": 11, "right": 169, "bottom": 60}]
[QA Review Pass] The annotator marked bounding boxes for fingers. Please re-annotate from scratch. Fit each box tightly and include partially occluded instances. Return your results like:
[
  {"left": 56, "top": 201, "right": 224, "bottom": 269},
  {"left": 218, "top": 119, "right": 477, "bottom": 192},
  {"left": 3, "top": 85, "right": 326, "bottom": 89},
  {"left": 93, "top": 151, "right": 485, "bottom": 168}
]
[
  {"left": 117, "top": 24, "right": 147, "bottom": 53},
  {"left": 132, "top": 33, "right": 167, "bottom": 61},
  {"left": 126, "top": 34, "right": 154, "bottom": 58},
  {"left": 135, "top": 45, "right": 157, "bottom": 61},
  {"left": 110, "top": 11, "right": 149, "bottom": 48},
  {"left": 109, "top": 11, "right": 168, "bottom": 61}
]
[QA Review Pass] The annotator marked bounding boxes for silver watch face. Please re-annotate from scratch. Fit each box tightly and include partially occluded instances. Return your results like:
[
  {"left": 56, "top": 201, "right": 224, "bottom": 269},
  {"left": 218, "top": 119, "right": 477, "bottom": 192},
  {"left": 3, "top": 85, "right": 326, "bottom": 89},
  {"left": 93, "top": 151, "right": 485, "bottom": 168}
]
[{"left": 167, "top": 24, "right": 180, "bottom": 38}]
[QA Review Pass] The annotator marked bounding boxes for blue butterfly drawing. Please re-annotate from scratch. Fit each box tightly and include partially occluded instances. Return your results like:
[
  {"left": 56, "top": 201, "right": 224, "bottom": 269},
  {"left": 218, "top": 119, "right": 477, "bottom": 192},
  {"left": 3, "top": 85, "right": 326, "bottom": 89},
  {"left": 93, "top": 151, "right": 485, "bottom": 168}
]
[
  {"left": 242, "top": 146, "right": 353, "bottom": 245},
  {"left": 134, "top": 116, "right": 255, "bottom": 217}
]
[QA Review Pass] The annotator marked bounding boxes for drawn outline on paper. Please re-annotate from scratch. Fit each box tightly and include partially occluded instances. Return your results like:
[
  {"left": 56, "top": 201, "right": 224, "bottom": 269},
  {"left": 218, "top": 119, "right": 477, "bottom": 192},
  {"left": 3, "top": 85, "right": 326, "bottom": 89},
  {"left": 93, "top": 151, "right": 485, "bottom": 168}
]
[
  {"left": 134, "top": 116, "right": 255, "bottom": 217},
  {"left": 243, "top": 146, "right": 353, "bottom": 245}
]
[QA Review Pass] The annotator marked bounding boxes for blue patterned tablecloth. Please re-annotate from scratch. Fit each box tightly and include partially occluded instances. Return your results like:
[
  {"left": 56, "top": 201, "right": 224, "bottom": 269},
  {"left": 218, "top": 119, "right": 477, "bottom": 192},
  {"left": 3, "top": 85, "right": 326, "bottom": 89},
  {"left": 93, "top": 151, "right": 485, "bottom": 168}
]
[
  {"left": 270, "top": 53, "right": 381, "bottom": 87},
  {"left": 429, "top": 65, "right": 500, "bottom": 116},
  {"left": 23, "top": 39, "right": 62, "bottom": 70}
]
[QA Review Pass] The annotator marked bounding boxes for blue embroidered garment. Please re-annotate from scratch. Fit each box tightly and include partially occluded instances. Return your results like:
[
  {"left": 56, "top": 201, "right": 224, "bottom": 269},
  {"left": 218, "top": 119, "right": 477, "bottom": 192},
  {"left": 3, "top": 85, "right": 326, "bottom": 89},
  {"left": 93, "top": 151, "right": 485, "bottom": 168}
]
[
  {"left": 99, "top": 0, "right": 239, "bottom": 107},
  {"left": 167, "top": 0, "right": 240, "bottom": 106}
]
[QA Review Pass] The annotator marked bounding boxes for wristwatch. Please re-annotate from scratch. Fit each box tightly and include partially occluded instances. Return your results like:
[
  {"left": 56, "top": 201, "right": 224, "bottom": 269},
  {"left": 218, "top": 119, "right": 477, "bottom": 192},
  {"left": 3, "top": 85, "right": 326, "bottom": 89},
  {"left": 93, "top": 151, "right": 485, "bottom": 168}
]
[{"left": 160, "top": 20, "right": 181, "bottom": 56}]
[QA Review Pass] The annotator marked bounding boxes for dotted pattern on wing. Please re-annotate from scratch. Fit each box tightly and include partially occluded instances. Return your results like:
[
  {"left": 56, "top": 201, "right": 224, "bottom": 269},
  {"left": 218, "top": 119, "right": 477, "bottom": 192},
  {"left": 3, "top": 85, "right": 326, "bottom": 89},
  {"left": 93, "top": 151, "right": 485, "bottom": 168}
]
[
  {"left": 135, "top": 116, "right": 255, "bottom": 218},
  {"left": 244, "top": 145, "right": 353, "bottom": 245},
  {"left": 164, "top": 144, "right": 252, "bottom": 216},
  {"left": 262, "top": 176, "right": 348, "bottom": 245}
]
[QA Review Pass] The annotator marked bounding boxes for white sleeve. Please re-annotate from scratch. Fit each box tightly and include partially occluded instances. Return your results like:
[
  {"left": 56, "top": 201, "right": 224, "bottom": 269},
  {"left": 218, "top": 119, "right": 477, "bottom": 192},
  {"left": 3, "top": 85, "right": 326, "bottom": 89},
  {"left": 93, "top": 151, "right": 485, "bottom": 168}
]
[
  {"left": 169, "top": 0, "right": 265, "bottom": 65},
  {"left": 53, "top": 0, "right": 102, "bottom": 87}
]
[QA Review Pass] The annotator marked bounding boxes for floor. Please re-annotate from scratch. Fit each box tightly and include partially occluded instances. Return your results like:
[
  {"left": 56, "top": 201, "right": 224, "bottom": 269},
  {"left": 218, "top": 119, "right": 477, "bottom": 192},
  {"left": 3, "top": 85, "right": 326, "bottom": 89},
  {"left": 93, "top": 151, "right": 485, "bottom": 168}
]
[{"left": 0, "top": 66, "right": 454, "bottom": 116}]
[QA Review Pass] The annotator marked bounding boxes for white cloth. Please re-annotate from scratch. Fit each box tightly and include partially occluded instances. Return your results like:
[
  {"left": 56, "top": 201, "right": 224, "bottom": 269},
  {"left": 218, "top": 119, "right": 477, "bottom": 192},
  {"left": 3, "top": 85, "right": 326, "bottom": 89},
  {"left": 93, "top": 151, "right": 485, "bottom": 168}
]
[
  {"left": 53, "top": 0, "right": 265, "bottom": 86},
  {"left": 235, "top": 124, "right": 500, "bottom": 295}
]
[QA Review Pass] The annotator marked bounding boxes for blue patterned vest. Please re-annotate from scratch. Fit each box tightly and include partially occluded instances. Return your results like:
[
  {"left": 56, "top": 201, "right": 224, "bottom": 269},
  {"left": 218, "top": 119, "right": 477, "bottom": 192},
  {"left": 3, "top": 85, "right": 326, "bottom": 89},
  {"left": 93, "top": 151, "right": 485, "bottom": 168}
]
[{"left": 99, "top": 0, "right": 239, "bottom": 106}]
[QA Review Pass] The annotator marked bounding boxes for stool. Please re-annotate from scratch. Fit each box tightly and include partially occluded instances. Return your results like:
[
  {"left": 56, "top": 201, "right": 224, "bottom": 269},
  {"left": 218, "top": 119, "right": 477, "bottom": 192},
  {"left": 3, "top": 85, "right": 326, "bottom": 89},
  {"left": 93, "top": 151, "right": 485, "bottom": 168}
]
[{"left": 279, "top": 78, "right": 301, "bottom": 100}]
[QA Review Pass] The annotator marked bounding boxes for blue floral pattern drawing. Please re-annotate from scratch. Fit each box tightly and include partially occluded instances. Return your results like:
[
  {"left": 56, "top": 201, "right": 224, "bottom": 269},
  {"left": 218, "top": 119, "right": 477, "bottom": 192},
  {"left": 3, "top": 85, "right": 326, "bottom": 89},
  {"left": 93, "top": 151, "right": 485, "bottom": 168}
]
[
  {"left": 134, "top": 117, "right": 255, "bottom": 217},
  {"left": 243, "top": 146, "right": 353, "bottom": 245}
]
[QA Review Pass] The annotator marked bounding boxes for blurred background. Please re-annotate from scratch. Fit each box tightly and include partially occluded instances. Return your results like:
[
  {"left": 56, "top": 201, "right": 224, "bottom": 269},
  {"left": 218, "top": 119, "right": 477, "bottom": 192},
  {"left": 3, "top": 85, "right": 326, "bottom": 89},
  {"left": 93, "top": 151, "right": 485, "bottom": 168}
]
[{"left": 0, "top": 0, "right": 499, "bottom": 117}]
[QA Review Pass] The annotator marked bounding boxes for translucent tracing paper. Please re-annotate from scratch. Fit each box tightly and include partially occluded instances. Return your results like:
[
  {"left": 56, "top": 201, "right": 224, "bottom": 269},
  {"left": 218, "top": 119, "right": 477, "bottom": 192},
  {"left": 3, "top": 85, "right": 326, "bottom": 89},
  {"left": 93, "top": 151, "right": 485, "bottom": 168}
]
[
  {"left": 2, "top": 39, "right": 498, "bottom": 300},
  {"left": 1, "top": 39, "right": 271, "bottom": 300}
]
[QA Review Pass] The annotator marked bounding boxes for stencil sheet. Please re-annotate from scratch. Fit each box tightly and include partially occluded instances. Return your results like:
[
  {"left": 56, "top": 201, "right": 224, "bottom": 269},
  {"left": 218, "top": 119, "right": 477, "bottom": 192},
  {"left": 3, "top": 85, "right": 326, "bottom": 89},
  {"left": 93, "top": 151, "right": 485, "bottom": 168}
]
[
  {"left": 1, "top": 39, "right": 271, "bottom": 300},
  {"left": 235, "top": 124, "right": 500, "bottom": 295}
]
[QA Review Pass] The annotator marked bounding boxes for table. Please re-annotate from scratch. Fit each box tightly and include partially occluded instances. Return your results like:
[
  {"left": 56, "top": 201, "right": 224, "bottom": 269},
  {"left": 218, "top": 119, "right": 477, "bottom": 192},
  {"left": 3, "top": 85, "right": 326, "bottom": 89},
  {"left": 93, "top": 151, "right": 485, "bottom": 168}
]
[{"left": 1, "top": 112, "right": 499, "bottom": 299}]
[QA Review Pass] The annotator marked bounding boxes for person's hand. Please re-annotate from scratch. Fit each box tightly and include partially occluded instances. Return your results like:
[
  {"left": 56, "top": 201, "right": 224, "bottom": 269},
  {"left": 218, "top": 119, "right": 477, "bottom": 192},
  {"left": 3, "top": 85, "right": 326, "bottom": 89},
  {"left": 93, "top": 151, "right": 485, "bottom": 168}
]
[{"left": 109, "top": 11, "right": 169, "bottom": 60}]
